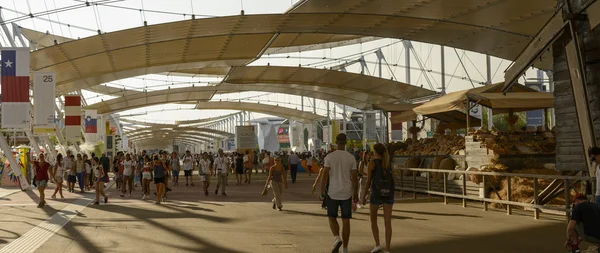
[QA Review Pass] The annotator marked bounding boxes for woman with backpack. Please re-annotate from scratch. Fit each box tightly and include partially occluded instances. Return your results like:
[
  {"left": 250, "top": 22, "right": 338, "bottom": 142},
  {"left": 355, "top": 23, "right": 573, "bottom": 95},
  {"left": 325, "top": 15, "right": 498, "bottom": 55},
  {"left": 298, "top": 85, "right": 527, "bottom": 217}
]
[{"left": 364, "top": 143, "right": 394, "bottom": 253}]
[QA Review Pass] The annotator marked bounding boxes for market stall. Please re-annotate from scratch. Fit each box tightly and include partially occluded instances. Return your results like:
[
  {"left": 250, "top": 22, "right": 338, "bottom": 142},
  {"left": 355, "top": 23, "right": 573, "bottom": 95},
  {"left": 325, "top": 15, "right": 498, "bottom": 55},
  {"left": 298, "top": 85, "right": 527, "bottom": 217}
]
[{"left": 390, "top": 83, "right": 558, "bottom": 205}]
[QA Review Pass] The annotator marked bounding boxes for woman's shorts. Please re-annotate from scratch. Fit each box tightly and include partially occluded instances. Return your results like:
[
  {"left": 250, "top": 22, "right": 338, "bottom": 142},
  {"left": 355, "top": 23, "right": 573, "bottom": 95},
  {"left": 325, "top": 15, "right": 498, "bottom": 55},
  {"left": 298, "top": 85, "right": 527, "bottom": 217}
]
[
  {"left": 369, "top": 192, "right": 395, "bottom": 205},
  {"left": 154, "top": 177, "right": 165, "bottom": 184},
  {"left": 67, "top": 175, "right": 77, "bottom": 183},
  {"left": 184, "top": 170, "right": 192, "bottom": 177},
  {"left": 142, "top": 172, "right": 152, "bottom": 180},
  {"left": 55, "top": 176, "right": 63, "bottom": 183},
  {"left": 236, "top": 168, "right": 244, "bottom": 174},
  {"left": 172, "top": 170, "right": 180, "bottom": 177},
  {"left": 198, "top": 174, "right": 209, "bottom": 182},
  {"left": 36, "top": 180, "right": 48, "bottom": 188}
]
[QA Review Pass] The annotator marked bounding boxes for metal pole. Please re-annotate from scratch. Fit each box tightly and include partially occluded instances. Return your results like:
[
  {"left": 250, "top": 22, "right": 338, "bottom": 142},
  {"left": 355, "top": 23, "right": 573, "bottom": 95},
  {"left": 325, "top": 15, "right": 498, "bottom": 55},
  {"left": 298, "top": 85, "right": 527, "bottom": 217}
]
[
  {"left": 405, "top": 41, "right": 411, "bottom": 84},
  {"left": 301, "top": 96, "right": 304, "bottom": 112},
  {"left": 362, "top": 111, "right": 367, "bottom": 150},
  {"left": 547, "top": 70, "right": 555, "bottom": 128},
  {"left": 327, "top": 101, "right": 331, "bottom": 146},
  {"left": 441, "top": 46, "right": 446, "bottom": 94},
  {"left": 25, "top": 131, "right": 42, "bottom": 155},
  {"left": 342, "top": 105, "right": 347, "bottom": 134},
  {"left": 486, "top": 55, "right": 493, "bottom": 130},
  {"left": 42, "top": 136, "right": 58, "bottom": 163},
  {"left": 313, "top": 98, "right": 316, "bottom": 114}
]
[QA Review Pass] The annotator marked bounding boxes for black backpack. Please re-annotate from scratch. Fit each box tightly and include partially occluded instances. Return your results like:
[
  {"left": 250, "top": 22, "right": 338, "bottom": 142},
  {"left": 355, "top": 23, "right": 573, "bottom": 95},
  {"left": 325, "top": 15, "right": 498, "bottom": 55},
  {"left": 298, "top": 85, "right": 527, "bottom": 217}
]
[{"left": 371, "top": 159, "right": 394, "bottom": 199}]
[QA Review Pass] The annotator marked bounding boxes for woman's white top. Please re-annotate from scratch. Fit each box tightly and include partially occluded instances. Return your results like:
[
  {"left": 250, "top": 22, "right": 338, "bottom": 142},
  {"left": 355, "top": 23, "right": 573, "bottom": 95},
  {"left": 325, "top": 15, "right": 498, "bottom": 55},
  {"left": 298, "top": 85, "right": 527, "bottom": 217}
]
[
  {"left": 123, "top": 160, "right": 133, "bottom": 176},
  {"left": 199, "top": 159, "right": 210, "bottom": 174},
  {"left": 55, "top": 164, "right": 64, "bottom": 178},
  {"left": 94, "top": 165, "right": 101, "bottom": 178},
  {"left": 85, "top": 163, "right": 92, "bottom": 173}
]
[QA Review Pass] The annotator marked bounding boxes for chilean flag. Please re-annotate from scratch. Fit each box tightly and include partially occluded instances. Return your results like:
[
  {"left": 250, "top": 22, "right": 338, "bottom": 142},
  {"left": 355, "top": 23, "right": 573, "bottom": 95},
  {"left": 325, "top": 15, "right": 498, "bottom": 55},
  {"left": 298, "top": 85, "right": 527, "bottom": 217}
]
[
  {"left": 1, "top": 48, "right": 31, "bottom": 129},
  {"left": 1, "top": 49, "right": 29, "bottom": 102}
]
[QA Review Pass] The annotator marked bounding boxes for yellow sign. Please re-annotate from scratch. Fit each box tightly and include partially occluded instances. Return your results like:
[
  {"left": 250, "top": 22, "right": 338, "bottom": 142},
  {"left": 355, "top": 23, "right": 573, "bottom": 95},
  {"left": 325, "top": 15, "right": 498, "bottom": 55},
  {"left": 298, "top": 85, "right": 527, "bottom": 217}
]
[{"left": 33, "top": 128, "right": 55, "bottom": 135}]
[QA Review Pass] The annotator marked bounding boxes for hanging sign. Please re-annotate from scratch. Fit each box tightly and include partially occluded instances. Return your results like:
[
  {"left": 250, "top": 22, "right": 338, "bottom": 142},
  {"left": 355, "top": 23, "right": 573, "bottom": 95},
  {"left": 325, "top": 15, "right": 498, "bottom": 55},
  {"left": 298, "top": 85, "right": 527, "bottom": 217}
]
[{"left": 33, "top": 72, "right": 56, "bottom": 134}]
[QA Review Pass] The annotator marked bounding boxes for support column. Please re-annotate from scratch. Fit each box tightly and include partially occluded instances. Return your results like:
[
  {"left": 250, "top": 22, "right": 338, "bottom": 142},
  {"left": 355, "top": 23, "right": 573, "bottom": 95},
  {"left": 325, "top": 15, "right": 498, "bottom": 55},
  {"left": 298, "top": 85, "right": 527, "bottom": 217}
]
[
  {"left": 41, "top": 136, "right": 57, "bottom": 162},
  {"left": 327, "top": 101, "right": 331, "bottom": 147},
  {"left": 362, "top": 111, "right": 367, "bottom": 150},
  {"left": 547, "top": 70, "right": 555, "bottom": 128},
  {"left": 25, "top": 131, "right": 42, "bottom": 155},
  {"left": 441, "top": 46, "right": 446, "bottom": 94},
  {"left": 486, "top": 55, "right": 493, "bottom": 130},
  {"left": 342, "top": 105, "right": 347, "bottom": 134}
]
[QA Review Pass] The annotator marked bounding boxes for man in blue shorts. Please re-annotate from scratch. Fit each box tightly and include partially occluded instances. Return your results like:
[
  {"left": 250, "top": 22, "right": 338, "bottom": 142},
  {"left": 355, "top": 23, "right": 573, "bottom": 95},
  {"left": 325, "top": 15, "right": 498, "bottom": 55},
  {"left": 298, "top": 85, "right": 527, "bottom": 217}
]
[{"left": 321, "top": 133, "right": 358, "bottom": 253}]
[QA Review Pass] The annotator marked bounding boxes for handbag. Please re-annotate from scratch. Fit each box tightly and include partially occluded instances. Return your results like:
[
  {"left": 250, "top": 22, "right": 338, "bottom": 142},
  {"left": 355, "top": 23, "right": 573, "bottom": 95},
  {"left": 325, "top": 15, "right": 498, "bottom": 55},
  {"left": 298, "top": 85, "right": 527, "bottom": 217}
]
[{"left": 261, "top": 181, "right": 270, "bottom": 196}]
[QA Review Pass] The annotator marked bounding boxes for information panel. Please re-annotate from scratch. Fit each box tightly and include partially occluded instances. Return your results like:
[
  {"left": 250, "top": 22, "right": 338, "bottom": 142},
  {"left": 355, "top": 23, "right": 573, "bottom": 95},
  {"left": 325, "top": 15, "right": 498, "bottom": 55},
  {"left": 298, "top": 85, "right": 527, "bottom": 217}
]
[{"left": 33, "top": 72, "right": 56, "bottom": 134}]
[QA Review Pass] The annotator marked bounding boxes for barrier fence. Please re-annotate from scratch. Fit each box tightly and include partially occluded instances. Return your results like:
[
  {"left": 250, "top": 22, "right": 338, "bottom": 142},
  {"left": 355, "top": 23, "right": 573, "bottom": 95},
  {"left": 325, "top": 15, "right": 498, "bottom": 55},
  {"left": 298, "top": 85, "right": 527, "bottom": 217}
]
[{"left": 394, "top": 167, "right": 596, "bottom": 220}]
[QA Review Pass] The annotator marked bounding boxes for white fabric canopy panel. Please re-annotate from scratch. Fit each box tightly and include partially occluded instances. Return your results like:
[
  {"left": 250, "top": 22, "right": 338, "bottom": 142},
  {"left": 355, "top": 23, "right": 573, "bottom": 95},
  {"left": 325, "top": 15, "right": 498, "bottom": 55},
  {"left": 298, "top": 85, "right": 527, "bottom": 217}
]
[
  {"left": 129, "top": 134, "right": 215, "bottom": 144},
  {"left": 224, "top": 66, "right": 435, "bottom": 102},
  {"left": 127, "top": 131, "right": 225, "bottom": 142},
  {"left": 194, "top": 101, "right": 324, "bottom": 123},
  {"left": 124, "top": 127, "right": 234, "bottom": 138},
  {"left": 31, "top": 2, "right": 555, "bottom": 95},
  {"left": 85, "top": 88, "right": 215, "bottom": 114}
]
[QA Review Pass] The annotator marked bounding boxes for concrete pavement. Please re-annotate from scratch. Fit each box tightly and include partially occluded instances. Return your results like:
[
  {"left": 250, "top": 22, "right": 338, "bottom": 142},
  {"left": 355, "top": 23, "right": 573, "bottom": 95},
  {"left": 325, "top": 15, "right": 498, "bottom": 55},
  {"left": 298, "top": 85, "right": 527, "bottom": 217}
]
[{"left": 0, "top": 173, "right": 574, "bottom": 253}]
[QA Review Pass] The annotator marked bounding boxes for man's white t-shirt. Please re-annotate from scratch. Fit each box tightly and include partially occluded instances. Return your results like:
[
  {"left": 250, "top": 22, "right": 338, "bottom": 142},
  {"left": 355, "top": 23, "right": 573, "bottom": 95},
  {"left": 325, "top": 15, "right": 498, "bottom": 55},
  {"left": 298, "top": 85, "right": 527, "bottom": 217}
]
[
  {"left": 324, "top": 150, "right": 357, "bottom": 200},
  {"left": 183, "top": 155, "right": 193, "bottom": 171},
  {"left": 596, "top": 164, "right": 600, "bottom": 196},
  {"left": 214, "top": 156, "right": 228, "bottom": 174}
]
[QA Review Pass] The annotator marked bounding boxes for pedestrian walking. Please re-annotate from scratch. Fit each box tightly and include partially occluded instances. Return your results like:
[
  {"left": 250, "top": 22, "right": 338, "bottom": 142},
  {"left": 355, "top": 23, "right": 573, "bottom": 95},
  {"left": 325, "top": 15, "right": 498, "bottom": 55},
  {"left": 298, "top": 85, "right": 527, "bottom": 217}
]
[{"left": 320, "top": 133, "right": 358, "bottom": 253}]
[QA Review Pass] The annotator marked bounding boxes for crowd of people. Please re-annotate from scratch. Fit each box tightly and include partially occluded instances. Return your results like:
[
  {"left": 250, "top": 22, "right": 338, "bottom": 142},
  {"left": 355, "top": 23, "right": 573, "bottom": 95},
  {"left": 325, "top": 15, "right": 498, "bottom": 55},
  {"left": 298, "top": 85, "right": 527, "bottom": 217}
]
[
  {"left": 25, "top": 135, "right": 600, "bottom": 253},
  {"left": 29, "top": 135, "right": 397, "bottom": 253}
]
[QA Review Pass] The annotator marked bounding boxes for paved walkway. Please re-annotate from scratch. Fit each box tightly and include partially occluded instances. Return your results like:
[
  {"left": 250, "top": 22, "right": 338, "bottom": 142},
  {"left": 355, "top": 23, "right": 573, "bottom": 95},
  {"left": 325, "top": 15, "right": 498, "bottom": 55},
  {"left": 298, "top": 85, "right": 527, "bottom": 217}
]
[{"left": 0, "top": 173, "right": 576, "bottom": 253}]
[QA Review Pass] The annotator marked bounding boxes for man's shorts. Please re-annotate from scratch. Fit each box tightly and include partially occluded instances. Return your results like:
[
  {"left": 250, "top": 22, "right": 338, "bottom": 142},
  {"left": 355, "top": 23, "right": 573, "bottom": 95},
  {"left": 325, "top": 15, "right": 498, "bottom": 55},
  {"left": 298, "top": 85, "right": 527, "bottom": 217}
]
[
  {"left": 184, "top": 170, "right": 192, "bottom": 177},
  {"left": 36, "top": 180, "right": 48, "bottom": 188},
  {"left": 326, "top": 197, "right": 352, "bottom": 219},
  {"left": 172, "top": 170, "right": 180, "bottom": 177},
  {"left": 68, "top": 175, "right": 77, "bottom": 183}
]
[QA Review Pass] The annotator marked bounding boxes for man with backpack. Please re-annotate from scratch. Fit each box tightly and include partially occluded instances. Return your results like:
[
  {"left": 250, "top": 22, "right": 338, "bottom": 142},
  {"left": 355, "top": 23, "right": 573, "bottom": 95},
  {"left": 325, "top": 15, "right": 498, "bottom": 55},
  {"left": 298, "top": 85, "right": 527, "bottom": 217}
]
[{"left": 320, "top": 133, "right": 358, "bottom": 253}]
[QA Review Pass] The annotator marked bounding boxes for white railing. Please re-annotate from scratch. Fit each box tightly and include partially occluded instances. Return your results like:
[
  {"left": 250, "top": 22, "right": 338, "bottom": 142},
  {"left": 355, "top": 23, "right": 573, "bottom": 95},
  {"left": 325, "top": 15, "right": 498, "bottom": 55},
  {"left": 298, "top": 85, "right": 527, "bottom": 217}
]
[{"left": 395, "top": 167, "right": 596, "bottom": 220}]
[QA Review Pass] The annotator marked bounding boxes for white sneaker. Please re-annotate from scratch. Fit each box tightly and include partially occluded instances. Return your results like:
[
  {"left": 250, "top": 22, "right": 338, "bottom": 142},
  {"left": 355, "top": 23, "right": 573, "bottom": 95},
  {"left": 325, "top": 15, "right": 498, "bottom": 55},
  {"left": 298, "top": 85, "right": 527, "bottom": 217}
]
[
  {"left": 341, "top": 247, "right": 348, "bottom": 253},
  {"left": 371, "top": 245, "right": 384, "bottom": 253},
  {"left": 142, "top": 195, "right": 146, "bottom": 200},
  {"left": 332, "top": 236, "right": 342, "bottom": 253}
]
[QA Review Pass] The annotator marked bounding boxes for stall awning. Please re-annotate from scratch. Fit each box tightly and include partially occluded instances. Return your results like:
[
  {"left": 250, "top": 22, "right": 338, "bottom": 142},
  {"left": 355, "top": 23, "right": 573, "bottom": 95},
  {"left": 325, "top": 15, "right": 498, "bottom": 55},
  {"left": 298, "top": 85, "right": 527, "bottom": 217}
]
[
  {"left": 414, "top": 82, "right": 553, "bottom": 116},
  {"left": 373, "top": 103, "right": 420, "bottom": 112},
  {"left": 392, "top": 82, "right": 551, "bottom": 127}
]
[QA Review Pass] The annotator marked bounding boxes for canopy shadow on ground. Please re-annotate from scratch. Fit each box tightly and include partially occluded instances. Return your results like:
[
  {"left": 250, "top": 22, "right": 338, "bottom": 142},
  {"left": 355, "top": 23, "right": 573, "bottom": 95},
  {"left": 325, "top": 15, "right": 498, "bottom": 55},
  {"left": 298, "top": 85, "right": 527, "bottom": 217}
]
[{"left": 357, "top": 222, "right": 565, "bottom": 253}]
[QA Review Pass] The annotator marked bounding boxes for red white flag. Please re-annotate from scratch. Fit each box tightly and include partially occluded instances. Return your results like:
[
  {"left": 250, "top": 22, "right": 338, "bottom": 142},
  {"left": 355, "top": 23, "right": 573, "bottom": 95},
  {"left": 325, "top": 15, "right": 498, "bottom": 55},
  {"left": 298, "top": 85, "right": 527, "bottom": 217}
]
[
  {"left": 64, "top": 95, "right": 81, "bottom": 140},
  {"left": 1, "top": 48, "right": 31, "bottom": 129}
]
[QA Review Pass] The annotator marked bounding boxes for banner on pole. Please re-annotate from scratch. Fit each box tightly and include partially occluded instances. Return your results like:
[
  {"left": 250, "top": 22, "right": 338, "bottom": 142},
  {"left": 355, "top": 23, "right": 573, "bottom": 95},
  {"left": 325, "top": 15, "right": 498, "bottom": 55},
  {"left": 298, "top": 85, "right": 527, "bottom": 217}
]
[
  {"left": 1, "top": 48, "right": 31, "bottom": 129},
  {"left": 235, "top": 125, "right": 256, "bottom": 151},
  {"left": 64, "top": 95, "right": 81, "bottom": 140},
  {"left": 84, "top": 110, "right": 98, "bottom": 142},
  {"left": 33, "top": 72, "right": 56, "bottom": 134}
]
